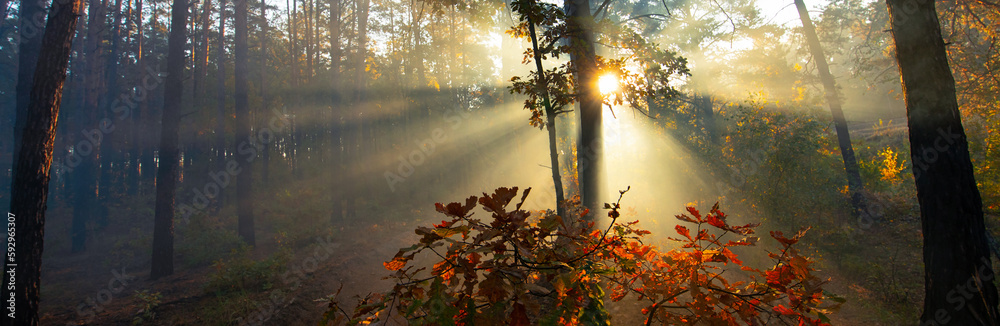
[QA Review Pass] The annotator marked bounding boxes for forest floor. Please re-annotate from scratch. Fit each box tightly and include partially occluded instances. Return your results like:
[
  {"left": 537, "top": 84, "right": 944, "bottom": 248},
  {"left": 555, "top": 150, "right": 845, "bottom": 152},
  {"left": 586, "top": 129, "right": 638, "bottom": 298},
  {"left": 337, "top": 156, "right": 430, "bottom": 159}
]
[{"left": 35, "top": 192, "right": 928, "bottom": 325}]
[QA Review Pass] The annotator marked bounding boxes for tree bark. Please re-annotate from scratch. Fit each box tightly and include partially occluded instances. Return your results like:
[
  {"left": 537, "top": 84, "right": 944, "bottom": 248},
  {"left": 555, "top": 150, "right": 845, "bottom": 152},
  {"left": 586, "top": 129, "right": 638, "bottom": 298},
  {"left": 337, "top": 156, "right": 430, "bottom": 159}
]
[
  {"left": 354, "top": 0, "right": 369, "bottom": 103},
  {"left": 794, "top": 0, "right": 866, "bottom": 215},
  {"left": 97, "top": 0, "right": 125, "bottom": 225},
  {"left": 215, "top": 0, "right": 228, "bottom": 212},
  {"left": 4, "top": 0, "right": 83, "bottom": 323},
  {"left": 9, "top": 0, "right": 47, "bottom": 213},
  {"left": 886, "top": 1, "right": 1000, "bottom": 324},
  {"left": 565, "top": 0, "right": 602, "bottom": 215},
  {"left": 235, "top": 0, "right": 255, "bottom": 246},
  {"left": 151, "top": 0, "right": 188, "bottom": 280},
  {"left": 195, "top": 0, "right": 211, "bottom": 100},
  {"left": 290, "top": 0, "right": 301, "bottom": 178},
  {"left": 139, "top": 0, "right": 157, "bottom": 194},
  {"left": 73, "top": 0, "right": 109, "bottom": 253},
  {"left": 260, "top": 0, "right": 270, "bottom": 186},
  {"left": 306, "top": 0, "right": 313, "bottom": 79}
]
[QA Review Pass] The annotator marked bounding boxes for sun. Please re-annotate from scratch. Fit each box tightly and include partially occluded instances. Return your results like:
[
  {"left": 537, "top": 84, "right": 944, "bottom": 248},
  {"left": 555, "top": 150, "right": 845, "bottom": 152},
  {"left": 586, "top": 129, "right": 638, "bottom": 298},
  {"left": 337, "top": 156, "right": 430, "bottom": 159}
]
[{"left": 598, "top": 74, "right": 619, "bottom": 95}]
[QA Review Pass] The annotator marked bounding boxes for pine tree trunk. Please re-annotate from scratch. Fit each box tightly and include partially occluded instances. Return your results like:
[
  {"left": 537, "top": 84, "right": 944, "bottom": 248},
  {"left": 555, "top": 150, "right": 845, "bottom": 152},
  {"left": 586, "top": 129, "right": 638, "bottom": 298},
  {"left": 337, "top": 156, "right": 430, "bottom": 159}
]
[
  {"left": 151, "top": 0, "right": 188, "bottom": 280},
  {"left": 306, "top": 0, "right": 313, "bottom": 80},
  {"left": 215, "top": 0, "right": 228, "bottom": 212},
  {"left": 886, "top": 1, "right": 1000, "bottom": 324},
  {"left": 564, "top": 0, "right": 602, "bottom": 215},
  {"left": 97, "top": 0, "right": 124, "bottom": 225},
  {"left": 354, "top": 0, "right": 368, "bottom": 103},
  {"left": 235, "top": 0, "right": 255, "bottom": 246},
  {"left": 260, "top": 0, "right": 270, "bottom": 187},
  {"left": 196, "top": 0, "right": 211, "bottom": 100},
  {"left": 5, "top": 0, "right": 83, "bottom": 323},
  {"left": 9, "top": 0, "right": 47, "bottom": 214},
  {"left": 290, "top": 0, "right": 301, "bottom": 178},
  {"left": 73, "top": 0, "right": 108, "bottom": 253},
  {"left": 139, "top": 0, "right": 157, "bottom": 194},
  {"left": 794, "top": 0, "right": 866, "bottom": 215}
]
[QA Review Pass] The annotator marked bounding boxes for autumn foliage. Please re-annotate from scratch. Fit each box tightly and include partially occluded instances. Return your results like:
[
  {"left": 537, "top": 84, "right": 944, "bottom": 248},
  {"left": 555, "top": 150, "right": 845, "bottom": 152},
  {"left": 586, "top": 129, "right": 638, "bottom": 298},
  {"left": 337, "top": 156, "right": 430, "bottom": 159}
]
[{"left": 321, "top": 187, "right": 841, "bottom": 325}]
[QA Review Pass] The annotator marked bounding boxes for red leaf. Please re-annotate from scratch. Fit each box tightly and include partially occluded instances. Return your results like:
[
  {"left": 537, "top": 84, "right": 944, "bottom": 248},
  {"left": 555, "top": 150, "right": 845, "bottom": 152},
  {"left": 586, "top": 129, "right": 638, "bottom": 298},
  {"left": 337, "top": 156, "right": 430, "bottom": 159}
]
[
  {"left": 770, "top": 230, "right": 799, "bottom": 246},
  {"left": 773, "top": 304, "right": 797, "bottom": 316},
  {"left": 436, "top": 196, "right": 479, "bottom": 218},
  {"left": 706, "top": 214, "right": 727, "bottom": 230},
  {"left": 675, "top": 225, "right": 692, "bottom": 240},
  {"left": 686, "top": 206, "right": 702, "bottom": 221}
]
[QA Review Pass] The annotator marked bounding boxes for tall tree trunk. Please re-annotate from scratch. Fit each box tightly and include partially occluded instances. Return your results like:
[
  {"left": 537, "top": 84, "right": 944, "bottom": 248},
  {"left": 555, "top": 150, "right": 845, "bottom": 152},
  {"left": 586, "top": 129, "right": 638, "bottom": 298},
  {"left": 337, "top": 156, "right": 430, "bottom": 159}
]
[
  {"left": 794, "top": 0, "right": 866, "bottom": 215},
  {"left": 305, "top": 0, "right": 313, "bottom": 80},
  {"left": 886, "top": 1, "right": 1000, "bottom": 324},
  {"left": 526, "top": 11, "right": 566, "bottom": 218},
  {"left": 692, "top": 93, "right": 717, "bottom": 143},
  {"left": 9, "top": 0, "right": 47, "bottom": 213},
  {"left": 564, "top": 0, "right": 601, "bottom": 215},
  {"left": 73, "top": 0, "right": 108, "bottom": 253},
  {"left": 195, "top": 0, "right": 211, "bottom": 100},
  {"left": 260, "top": 0, "right": 270, "bottom": 186},
  {"left": 139, "top": 0, "right": 157, "bottom": 194},
  {"left": 4, "top": 0, "right": 83, "bottom": 323},
  {"left": 150, "top": 0, "right": 188, "bottom": 280},
  {"left": 125, "top": 0, "right": 140, "bottom": 195},
  {"left": 327, "top": 0, "right": 341, "bottom": 221},
  {"left": 354, "top": 0, "right": 368, "bottom": 103},
  {"left": 235, "top": 0, "right": 255, "bottom": 246},
  {"left": 215, "top": 0, "right": 227, "bottom": 212},
  {"left": 97, "top": 0, "right": 124, "bottom": 225},
  {"left": 290, "top": 0, "right": 301, "bottom": 178}
]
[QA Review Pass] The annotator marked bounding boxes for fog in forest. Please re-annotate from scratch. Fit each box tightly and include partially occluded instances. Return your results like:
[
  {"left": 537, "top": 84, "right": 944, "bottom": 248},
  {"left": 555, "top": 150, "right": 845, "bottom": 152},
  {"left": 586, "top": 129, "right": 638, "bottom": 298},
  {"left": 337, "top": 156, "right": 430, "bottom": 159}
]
[{"left": 1, "top": 0, "right": 998, "bottom": 324}]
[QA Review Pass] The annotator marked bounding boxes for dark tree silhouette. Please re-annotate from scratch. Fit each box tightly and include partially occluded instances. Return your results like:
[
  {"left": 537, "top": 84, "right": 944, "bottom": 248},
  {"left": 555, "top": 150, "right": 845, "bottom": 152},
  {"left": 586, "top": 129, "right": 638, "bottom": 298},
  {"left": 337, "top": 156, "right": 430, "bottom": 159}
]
[
  {"left": 151, "top": 0, "right": 189, "bottom": 280},
  {"left": 794, "top": 0, "right": 866, "bottom": 215},
  {"left": 7, "top": 0, "right": 47, "bottom": 214},
  {"left": 235, "top": 0, "right": 256, "bottom": 246},
  {"left": 4, "top": 0, "right": 84, "bottom": 323},
  {"left": 215, "top": 0, "right": 228, "bottom": 212},
  {"left": 886, "top": 0, "right": 1000, "bottom": 324},
  {"left": 564, "top": 0, "right": 602, "bottom": 215}
]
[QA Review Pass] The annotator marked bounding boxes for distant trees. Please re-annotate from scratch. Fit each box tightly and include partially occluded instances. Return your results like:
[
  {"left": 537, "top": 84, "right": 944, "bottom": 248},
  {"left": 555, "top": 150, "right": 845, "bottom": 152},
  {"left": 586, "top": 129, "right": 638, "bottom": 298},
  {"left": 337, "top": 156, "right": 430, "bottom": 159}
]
[
  {"left": 886, "top": 0, "right": 1000, "bottom": 324},
  {"left": 151, "top": 0, "right": 189, "bottom": 280},
  {"left": 235, "top": 0, "right": 256, "bottom": 246},
  {"left": 6, "top": 0, "right": 84, "bottom": 323}
]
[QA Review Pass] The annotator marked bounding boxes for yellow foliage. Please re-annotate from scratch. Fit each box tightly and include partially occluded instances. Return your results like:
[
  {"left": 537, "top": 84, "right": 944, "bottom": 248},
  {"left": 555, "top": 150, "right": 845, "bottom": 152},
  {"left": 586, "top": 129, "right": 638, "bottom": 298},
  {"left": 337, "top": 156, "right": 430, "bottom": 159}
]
[{"left": 877, "top": 147, "right": 906, "bottom": 185}]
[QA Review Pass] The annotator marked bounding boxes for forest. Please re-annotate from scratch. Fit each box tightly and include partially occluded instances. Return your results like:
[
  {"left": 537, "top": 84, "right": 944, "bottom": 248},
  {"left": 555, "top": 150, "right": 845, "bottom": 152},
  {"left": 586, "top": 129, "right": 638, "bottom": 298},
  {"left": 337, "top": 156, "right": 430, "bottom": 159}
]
[{"left": 1, "top": 0, "right": 999, "bottom": 324}]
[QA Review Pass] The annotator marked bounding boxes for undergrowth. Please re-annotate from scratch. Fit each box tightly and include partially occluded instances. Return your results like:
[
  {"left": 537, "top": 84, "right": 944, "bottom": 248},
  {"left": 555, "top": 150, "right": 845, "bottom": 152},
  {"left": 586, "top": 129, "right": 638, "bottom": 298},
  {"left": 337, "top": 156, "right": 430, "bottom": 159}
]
[{"left": 322, "top": 186, "right": 843, "bottom": 325}]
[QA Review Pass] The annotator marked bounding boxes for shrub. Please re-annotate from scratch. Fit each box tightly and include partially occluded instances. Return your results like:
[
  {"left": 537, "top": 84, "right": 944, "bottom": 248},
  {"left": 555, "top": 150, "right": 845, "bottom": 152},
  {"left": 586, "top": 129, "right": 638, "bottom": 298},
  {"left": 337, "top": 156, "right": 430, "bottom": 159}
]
[
  {"left": 322, "top": 187, "right": 842, "bottom": 325},
  {"left": 132, "top": 290, "right": 162, "bottom": 325},
  {"left": 205, "top": 244, "right": 289, "bottom": 296}
]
